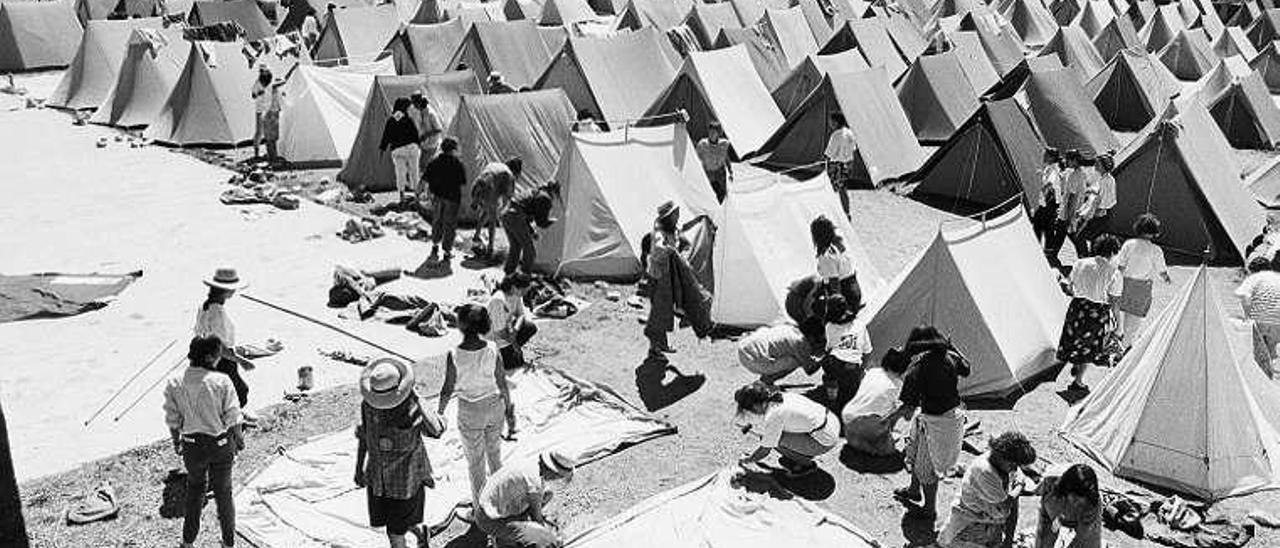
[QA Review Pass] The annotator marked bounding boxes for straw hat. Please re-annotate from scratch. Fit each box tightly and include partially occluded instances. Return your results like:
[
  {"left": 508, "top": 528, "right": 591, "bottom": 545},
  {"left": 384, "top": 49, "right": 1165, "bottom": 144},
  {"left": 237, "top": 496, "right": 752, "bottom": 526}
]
[
  {"left": 203, "top": 267, "right": 247, "bottom": 291},
  {"left": 359, "top": 357, "right": 415, "bottom": 410},
  {"left": 539, "top": 449, "right": 576, "bottom": 477}
]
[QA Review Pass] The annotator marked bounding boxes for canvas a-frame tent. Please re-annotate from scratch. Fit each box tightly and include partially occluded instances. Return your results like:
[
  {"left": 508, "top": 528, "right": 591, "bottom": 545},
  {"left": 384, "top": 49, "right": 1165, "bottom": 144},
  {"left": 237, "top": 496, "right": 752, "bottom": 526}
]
[
  {"left": 47, "top": 17, "right": 162, "bottom": 110},
  {"left": 312, "top": 4, "right": 402, "bottom": 66},
  {"left": 1250, "top": 40, "right": 1280, "bottom": 94},
  {"left": 643, "top": 45, "right": 784, "bottom": 159},
  {"left": 761, "top": 6, "right": 819, "bottom": 69},
  {"left": 1023, "top": 67, "right": 1120, "bottom": 158},
  {"left": 534, "top": 28, "right": 675, "bottom": 128},
  {"left": 771, "top": 50, "right": 867, "bottom": 117},
  {"left": 447, "top": 89, "right": 577, "bottom": 218},
  {"left": 756, "top": 68, "right": 925, "bottom": 187},
  {"left": 1195, "top": 56, "right": 1280, "bottom": 150},
  {"left": 894, "top": 50, "right": 981, "bottom": 144},
  {"left": 0, "top": 1, "right": 83, "bottom": 71},
  {"left": 1037, "top": 25, "right": 1105, "bottom": 82},
  {"left": 1092, "top": 15, "right": 1141, "bottom": 63},
  {"left": 144, "top": 41, "right": 260, "bottom": 147},
  {"left": 1086, "top": 48, "right": 1180, "bottom": 132},
  {"left": 187, "top": 0, "right": 274, "bottom": 42},
  {"left": 337, "top": 71, "right": 482, "bottom": 190},
  {"left": 277, "top": 60, "right": 395, "bottom": 166},
  {"left": 684, "top": 1, "right": 742, "bottom": 50},
  {"left": 1157, "top": 29, "right": 1216, "bottom": 80},
  {"left": 710, "top": 171, "right": 885, "bottom": 328},
  {"left": 447, "top": 20, "right": 554, "bottom": 88},
  {"left": 818, "top": 17, "right": 908, "bottom": 81},
  {"left": 90, "top": 27, "right": 189, "bottom": 127},
  {"left": 714, "top": 26, "right": 792, "bottom": 92},
  {"left": 864, "top": 207, "right": 1067, "bottom": 401},
  {"left": 1061, "top": 266, "right": 1280, "bottom": 501},
  {"left": 908, "top": 97, "right": 1046, "bottom": 211},
  {"left": 533, "top": 123, "right": 722, "bottom": 280},
  {"left": 1102, "top": 98, "right": 1265, "bottom": 264},
  {"left": 385, "top": 19, "right": 467, "bottom": 75}
]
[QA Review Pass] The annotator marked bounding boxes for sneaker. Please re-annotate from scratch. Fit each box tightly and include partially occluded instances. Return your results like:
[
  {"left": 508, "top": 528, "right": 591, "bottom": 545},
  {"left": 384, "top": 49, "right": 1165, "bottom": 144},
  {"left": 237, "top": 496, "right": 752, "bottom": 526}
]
[
  {"left": 893, "top": 487, "right": 921, "bottom": 506},
  {"left": 1068, "top": 381, "right": 1090, "bottom": 393}
]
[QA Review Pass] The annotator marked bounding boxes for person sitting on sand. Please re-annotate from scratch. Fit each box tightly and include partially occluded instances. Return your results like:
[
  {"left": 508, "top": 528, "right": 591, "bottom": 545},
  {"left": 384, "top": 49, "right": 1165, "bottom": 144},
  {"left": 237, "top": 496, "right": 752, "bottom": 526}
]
[
  {"left": 1035, "top": 464, "right": 1102, "bottom": 548},
  {"left": 936, "top": 432, "right": 1038, "bottom": 548},
  {"left": 487, "top": 273, "right": 538, "bottom": 370},
  {"left": 164, "top": 336, "right": 244, "bottom": 548},
  {"left": 841, "top": 347, "right": 909, "bottom": 456},
  {"left": 475, "top": 450, "right": 577, "bottom": 548},
  {"left": 735, "top": 318, "right": 827, "bottom": 384},
  {"left": 734, "top": 381, "right": 840, "bottom": 478}
]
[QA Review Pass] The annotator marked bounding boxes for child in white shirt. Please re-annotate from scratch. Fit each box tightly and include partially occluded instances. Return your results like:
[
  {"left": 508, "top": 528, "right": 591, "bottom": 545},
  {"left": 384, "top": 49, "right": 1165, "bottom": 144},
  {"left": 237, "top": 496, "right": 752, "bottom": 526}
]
[{"left": 818, "top": 293, "right": 872, "bottom": 407}]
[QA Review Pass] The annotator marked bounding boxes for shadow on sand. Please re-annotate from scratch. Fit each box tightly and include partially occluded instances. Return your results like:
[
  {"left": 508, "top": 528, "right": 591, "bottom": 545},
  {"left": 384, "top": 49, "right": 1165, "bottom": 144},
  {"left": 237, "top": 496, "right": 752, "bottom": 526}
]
[{"left": 634, "top": 355, "right": 705, "bottom": 412}]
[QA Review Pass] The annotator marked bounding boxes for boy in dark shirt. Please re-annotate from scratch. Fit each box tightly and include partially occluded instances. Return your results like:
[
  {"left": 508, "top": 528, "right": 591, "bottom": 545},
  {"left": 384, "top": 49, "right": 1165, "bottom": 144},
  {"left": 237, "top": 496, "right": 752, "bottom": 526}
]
[{"left": 424, "top": 137, "right": 466, "bottom": 260}]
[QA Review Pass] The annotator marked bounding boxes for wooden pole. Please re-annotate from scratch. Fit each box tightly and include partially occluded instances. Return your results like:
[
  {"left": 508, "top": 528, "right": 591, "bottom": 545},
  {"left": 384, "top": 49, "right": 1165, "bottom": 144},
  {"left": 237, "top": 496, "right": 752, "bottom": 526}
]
[{"left": 0, "top": 393, "right": 30, "bottom": 547}]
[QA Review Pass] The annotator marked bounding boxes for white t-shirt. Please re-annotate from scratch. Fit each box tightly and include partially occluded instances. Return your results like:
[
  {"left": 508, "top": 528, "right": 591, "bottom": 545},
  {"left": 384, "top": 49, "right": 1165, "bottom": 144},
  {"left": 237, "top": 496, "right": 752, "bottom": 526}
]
[
  {"left": 194, "top": 301, "right": 235, "bottom": 347},
  {"left": 451, "top": 342, "right": 500, "bottom": 402},
  {"left": 1095, "top": 172, "right": 1116, "bottom": 211},
  {"left": 757, "top": 393, "right": 838, "bottom": 449},
  {"left": 824, "top": 127, "right": 858, "bottom": 163},
  {"left": 816, "top": 247, "right": 853, "bottom": 280},
  {"left": 825, "top": 318, "right": 872, "bottom": 364},
  {"left": 478, "top": 459, "right": 545, "bottom": 519},
  {"left": 1069, "top": 257, "right": 1122, "bottom": 304},
  {"left": 1116, "top": 239, "right": 1167, "bottom": 281},
  {"left": 486, "top": 292, "right": 526, "bottom": 349},
  {"left": 841, "top": 367, "right": 901, "bottom": 420}
]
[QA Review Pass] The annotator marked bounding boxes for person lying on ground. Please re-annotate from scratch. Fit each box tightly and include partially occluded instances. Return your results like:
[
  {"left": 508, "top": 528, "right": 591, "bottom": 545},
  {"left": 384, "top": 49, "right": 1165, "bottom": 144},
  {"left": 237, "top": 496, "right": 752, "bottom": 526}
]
[
  {"left": 164, "top": 336, "right": 243, "bottom": 548},
  {"left": 355, "top": 357, "right": 438, "bottom": 548},
  {"left": 487, "top": 273, "right": 538, "bottom": 369},
  {"left": 936, "top": 431, "right": 1039, "bottom": 548},
  {"left": 733, "top": 381, "right": 840, "bottom": 478},
  {"left": 438, "top": 303, "right": 516, "bottom": 514},
  {"left": 736, "top": 317, "right": 827, "bottom": 384},
  {"left": 841, "top": 347, "right": 909, "bottom": 457},
  {"left": 886, "top": 325, "right": 970, "bottom": 520},
  {"left": 330, "top": 266, "right": 440, "bottom": 330},
  {"left": 1035, "top": 464, "right": 1102, "bottom": 548},
  {"left": 475, "top": 450, "right": 577, "bottom": 548}
]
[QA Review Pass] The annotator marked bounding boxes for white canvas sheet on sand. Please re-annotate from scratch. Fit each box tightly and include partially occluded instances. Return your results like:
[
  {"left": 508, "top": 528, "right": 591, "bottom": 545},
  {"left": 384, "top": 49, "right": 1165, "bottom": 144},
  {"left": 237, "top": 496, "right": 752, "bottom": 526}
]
[{"left": 236, "top": 366, "right": 675, "bottom": 547}]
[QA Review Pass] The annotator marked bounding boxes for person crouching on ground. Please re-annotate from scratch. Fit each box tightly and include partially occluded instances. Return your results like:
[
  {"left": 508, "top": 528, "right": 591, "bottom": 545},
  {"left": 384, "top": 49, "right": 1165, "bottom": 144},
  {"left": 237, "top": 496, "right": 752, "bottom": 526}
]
[
  {"left": 736, "top": 317, "right": 827, "bottom": 384},
  {"left": 734, "top": 381, "right": 840, "bottom": 478},
  {"left": 380, "top": 97, "right": 421, "bottom": 204},
  {"left": 1057, "top": 234, "right": 1122, "bottom": 392},
  {"left": 165, "top": 336, "right": 244, "bottom": 548},
  {"left": 1035, "top": 464, "right": 1102, "bottom": 548},
  {"left": 424, "top": 137, "right": 466, "bottom": 261},
  {"left": 886, "top": 325, "right": 970, "bottom": 520},
  {"left": 476, "top": 450, "right": 577, "bottom": 548},
  {"left": 488, "top": 273, "right": 538, "bottom": 369},
  {"left": 936, "top": 432, "right": 1038, "bottom": 548},
  {"left": 194, "top": 267, "right": 254, "bottom": 424},
  {"left": 438, "top": 303, "right": 516, "bottom": 514},
  {"left": 355, "top": 357, "right": 437, "bottom": 548},
  {"left": 841, "top": 347, "right": 909, "bottom": 457}
]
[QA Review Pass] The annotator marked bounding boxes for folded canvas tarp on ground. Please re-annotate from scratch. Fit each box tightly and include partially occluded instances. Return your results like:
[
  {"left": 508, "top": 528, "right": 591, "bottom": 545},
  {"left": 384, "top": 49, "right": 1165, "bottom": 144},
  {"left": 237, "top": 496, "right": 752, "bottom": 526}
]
[
  {"left": 1103, "top": 98, "right": 1264, "bottom": 264},
  {"left": 187, "top": 0, "right": 274, "bottom": 42},
  {"left": 535, "top": 29, "right": 676, "bottom": 127},
  {"left": 236, "top": 366, "right": 676, "bottom": 546},
  {"left": 0, "top": 272, "right": 141, "bottom": 323},
  {"left": 533, "top": 123, "right": 721, "bottom": 280},
  {"left": 90, "top": 27, "right": 188, "bottom": 128},
  {"left": 144, "top": 41, "right": 260, "bottom": 147},
  {"left": 644, "top": 45, "right": 784, "bottom": 158},
  {"left": 47, "top": 17, "right": 162, "bottom": 110},
  {"left": 564, "top": 470, "right": 881, "bottom": 548},
  {"left": 711, "top": 169, "right": 885, "bottom": 327},
  {"left": 909, "top": 97, "right": 1045, "bottom": 211},
  {"left": 0, "top": 0, "right": 83, "bottom": 71},
  {"left": 448, "top": 19, "right": 554, "bottom": 88},
  {"left": 386, "top": 19, "right": 466, "bottom": 75},
  {"left": 756, "top": 68, "right": 925, "bottom": 186},
  {"left": 338, "top": 71, "right": 481, "bottom": 191},
  {"left": 865, "top": 207, "right": 1067, "bottom": 401},
  {"left": 278, "top": 60, "right": 395, "bottom": 166},
  {"left": 312, "top": 4, "right": 402, "bottom": 66}
]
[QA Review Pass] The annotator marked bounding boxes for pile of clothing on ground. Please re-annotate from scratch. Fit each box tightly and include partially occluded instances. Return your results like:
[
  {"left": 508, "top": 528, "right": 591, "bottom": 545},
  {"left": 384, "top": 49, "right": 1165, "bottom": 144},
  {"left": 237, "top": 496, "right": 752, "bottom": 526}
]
[
  {"left": 1101, "top": 490, "right": 1279, "bottom": 548},
  {"left": 327, "top": 266, "right": 452, "bottom": 336},
  {"left": 220, "top": 170, "right": 300, "bottom": 210},
  {"left": 337, "top": 217, "right": 385, "bottom": 243}
]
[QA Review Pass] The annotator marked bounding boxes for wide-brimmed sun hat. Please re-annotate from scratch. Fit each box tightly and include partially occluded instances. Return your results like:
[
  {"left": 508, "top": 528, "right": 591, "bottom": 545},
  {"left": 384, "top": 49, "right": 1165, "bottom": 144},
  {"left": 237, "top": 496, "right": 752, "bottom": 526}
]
[
  {"left": 539, "top": 449, "right": 576, "bottom": 477},
  {"left": 360, "top": 357, "right": 415, "bottom": 409},
  {"left": 203, "top": 267, "right": 247, "bottom": 291}
]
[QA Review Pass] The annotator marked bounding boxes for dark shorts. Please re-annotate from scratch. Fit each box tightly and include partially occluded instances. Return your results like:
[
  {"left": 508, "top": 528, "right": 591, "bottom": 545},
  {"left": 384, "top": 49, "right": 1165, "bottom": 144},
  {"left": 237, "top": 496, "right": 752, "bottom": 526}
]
[{"left": 367, "top": 486, "right": 425, "bottom": 535}]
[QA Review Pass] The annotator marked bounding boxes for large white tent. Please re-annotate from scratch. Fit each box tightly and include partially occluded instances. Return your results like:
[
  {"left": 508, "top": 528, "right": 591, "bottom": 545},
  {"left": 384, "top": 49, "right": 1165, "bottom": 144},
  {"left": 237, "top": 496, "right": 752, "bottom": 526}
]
[
  {"left": 711, "top": 171, "right": 884, "bottom": 327},
  {"left": 863, "top": 207, "right": 1067, "bottom": 400},
  {"left": 1061, "top": 267, "right": 1280, "bottom": 500},
  {"left": 533, "top": 123, "right": 721, "bottom": 280},
  {"left": 277, "top": 60, "right": 394, "bottom": 166}
]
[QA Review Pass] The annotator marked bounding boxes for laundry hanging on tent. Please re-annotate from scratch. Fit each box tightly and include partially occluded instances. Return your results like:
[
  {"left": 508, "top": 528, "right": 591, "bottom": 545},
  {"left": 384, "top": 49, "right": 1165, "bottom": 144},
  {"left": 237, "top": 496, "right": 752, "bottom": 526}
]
[{"left": 0, "top": 271, "right": 142, "bottom": 323}]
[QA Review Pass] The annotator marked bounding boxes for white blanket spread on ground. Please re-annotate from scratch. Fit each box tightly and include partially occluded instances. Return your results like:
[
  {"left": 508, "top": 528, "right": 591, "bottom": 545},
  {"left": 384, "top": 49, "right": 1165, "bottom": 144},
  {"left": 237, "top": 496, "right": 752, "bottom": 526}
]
[
  {"left": 237, "top": 366, "right": 675, "bottom": 547},
  {"left": 565, "top": 469, "right": 883, "bottom": 548}
]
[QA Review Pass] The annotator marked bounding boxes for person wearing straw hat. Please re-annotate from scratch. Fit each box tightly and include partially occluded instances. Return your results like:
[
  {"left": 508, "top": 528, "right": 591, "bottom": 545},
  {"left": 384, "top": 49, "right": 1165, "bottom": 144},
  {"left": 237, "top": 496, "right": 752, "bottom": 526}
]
[
  {"left": 475, "top": 450, "right": 576, "bottom": 548},
  {"left": 164, "top": 336, "right": 243, "bottom": 548},
  {"left": 355, "top": 357, "right": 439, "bottom": 548},
  {"left": 194, "top": 267, "right": 254, "bottom": 423},
  {"left": 641, "top": 201, "right": 687, "bottom": 359},
  {"left": 695, "top": 121, "right": 732, "bottom": 202}
]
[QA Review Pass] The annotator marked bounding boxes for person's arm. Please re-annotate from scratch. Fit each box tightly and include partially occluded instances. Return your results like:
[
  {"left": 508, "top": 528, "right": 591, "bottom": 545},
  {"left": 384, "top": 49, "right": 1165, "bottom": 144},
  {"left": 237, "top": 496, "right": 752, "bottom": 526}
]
[
  {"left": 163, "top": 383, "right": 183, "bottom": 454},
  {"left": 1070, "top": 503, "right": 1104, "bottom": 548},
  {"left": 354, "top": 417, "right": 368, "bottom": 487},
  {"left": 220, "top": 377, "right": 244, "bottom": 450},
  {"left": 738, "top": 445, "right": 773, "bottom": 465},
  {"left": 437, "top": 352, "right": 457, "bottom": 416},
  {"left": 526, "top": 491, "right": 549, "bottom": 525}
]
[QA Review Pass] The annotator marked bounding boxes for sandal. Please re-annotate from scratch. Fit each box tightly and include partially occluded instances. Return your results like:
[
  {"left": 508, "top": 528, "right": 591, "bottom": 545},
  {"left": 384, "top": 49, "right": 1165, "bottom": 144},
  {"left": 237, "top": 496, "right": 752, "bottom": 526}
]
[{"left": 893, "top": 487, "right": 921, "bottom": 506}]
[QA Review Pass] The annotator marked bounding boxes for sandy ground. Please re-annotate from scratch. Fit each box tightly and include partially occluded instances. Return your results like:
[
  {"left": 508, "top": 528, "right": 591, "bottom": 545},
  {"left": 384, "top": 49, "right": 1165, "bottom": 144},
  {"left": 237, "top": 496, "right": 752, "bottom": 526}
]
[{"left": 9, "top": 71, "right": 1280, "bottom": 548}]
